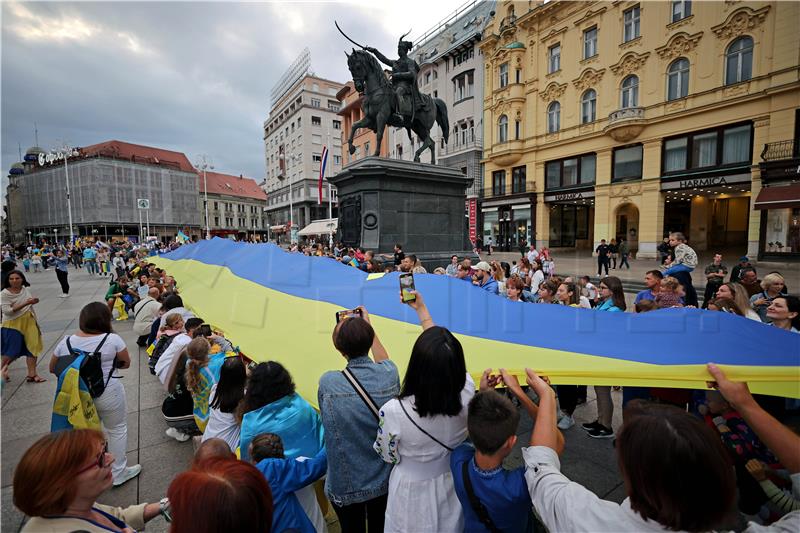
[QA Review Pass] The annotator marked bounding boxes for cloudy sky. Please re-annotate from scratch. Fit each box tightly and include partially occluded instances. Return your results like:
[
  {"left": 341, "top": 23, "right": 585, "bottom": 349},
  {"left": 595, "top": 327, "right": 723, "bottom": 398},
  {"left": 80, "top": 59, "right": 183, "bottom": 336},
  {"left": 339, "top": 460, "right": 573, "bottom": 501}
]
[{"left": 2, "top": 0, "right": 472, "bottom": 181}]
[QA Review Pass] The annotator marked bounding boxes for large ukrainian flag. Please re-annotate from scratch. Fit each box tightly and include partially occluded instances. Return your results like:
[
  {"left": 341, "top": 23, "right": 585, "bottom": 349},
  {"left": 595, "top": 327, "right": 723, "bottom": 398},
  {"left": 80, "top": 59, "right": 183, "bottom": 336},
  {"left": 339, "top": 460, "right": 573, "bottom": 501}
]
[{"left": 152, "top": 239, "right": 800, "bottom": 404}]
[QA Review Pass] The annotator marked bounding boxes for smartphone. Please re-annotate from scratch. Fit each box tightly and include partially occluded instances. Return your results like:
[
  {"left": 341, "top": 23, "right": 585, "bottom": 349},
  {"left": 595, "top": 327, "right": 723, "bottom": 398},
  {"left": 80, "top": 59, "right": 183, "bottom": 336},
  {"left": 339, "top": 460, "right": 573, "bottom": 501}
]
[
  {"left": 336, "top": 308, "right": 363, "bottom": 323},
  {"left": 399, "top": 272, "right": 416, "bottom": 303}
]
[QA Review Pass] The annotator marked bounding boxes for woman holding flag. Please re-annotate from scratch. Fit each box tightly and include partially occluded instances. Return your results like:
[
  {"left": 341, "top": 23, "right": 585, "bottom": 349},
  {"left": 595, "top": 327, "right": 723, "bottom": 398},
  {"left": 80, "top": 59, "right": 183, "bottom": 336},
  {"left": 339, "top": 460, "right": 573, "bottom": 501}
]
[{"left": 1, "top": 270, "right": 45, "bottom": 383}]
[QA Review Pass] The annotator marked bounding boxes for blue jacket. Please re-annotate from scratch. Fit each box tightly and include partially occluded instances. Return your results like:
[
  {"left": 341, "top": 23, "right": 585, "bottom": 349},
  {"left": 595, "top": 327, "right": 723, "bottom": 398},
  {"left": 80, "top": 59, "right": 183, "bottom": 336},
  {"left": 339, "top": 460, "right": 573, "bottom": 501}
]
[
  {"left": 240, "top": 393, "right": 324, "bottom": 461},
  {"left": 256, "top": 448, "right": 327, "bottom": 533},
  {"left": 317, "top": 356, "right": 400, "bottom": 505},
  {"left": 596, "top": 299, "right": 623, "bottom": 312},
  {"left": 478, "top": 275, "right": 499, "bottom": 295}
]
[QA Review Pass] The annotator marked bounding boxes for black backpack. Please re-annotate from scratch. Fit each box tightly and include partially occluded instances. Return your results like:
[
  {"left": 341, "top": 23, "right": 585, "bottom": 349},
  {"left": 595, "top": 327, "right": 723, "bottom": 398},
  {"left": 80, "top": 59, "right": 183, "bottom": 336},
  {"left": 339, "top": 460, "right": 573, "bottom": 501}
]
[
  {"left": 148, "top": 333, "right": 179, "bottom": 375},
  {"left": 53, "top": 334, "right": 113, "bottom": 398}
]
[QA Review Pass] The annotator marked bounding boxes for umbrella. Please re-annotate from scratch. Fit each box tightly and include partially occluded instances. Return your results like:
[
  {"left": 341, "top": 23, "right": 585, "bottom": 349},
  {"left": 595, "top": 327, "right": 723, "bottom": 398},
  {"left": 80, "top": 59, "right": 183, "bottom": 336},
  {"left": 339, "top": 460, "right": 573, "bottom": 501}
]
[{"left": 35, "top": 232, "right": 48, "bottom": 237}]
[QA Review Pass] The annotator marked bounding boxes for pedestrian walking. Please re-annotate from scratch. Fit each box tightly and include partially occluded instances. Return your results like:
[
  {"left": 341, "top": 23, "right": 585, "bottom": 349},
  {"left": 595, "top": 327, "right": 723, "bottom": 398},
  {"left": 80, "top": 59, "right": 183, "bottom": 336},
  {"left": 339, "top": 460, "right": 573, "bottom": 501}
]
[
  {"left": 595, "top": 239, "right": 610, "bottom": 276},
  {"left": 53, "top": 249, "right": 70, "bottom": 298},
  {"left": 618, "top": 237, "right": 630, "bottom": 269}
]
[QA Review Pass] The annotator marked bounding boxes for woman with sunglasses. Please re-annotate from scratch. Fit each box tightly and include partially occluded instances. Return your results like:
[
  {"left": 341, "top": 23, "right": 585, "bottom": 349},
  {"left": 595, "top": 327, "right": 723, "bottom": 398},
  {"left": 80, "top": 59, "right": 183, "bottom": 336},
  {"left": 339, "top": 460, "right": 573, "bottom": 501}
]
[
  {"left": 14, "top": 429, "right": 168, "bottom": 532},
  {"left": 582, "top": 276, "right": 626, "bottom": 440}
]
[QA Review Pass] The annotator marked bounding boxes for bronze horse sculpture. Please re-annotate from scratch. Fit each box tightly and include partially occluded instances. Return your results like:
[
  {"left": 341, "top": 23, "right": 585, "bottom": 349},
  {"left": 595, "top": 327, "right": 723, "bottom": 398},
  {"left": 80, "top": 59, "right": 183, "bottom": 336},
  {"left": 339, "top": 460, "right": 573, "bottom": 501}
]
[{"left": 345, "top": 48, "right": 449, "bottom": 164}]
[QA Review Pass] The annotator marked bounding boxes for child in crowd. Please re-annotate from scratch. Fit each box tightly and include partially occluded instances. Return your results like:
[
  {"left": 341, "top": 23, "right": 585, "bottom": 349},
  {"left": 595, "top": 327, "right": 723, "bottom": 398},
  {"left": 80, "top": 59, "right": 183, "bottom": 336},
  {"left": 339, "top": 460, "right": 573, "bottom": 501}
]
[
  {"left": 579, "top": 275, "right": 598, "bottom": 307},
  {"left": 655, "top": 276, "right": 684, "bottom": 308},
  {"left": 250, "top": 433, "right": 328, "bottom": 533},
  {"left": 662, "top": 232, "right": 698, "bottom": 276},
  {"left": 22, "top": 254, "right": 30, "bottom": 273},
  {"left": 201, "top": 356, "right": 246, "bottom": 453},
  {"left": 450, "top": 369, "right": 564, "bottom": 532}
]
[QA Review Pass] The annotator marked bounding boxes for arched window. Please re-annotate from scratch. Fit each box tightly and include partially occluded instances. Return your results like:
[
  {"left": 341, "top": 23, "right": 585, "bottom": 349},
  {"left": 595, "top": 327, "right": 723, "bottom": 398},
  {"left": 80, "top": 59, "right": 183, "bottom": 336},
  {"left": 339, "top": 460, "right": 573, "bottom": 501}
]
[
  {"left": 667, "top": 58, "right": 690, "bottom": 100},
  {"left": 498, "top": 115, "right": 508, "bottom": 143},
  {"left": 621, "top": 75, "right": 639, "bottom": 108},
  {"left": 547, "top": 102, "right": 561, "bottom": 133},
  {"left": 581, "top": 89, "right": 597, "bottom": 124},
  {"left": 725, "top": 36, "right": 753, "bottom": 85}
]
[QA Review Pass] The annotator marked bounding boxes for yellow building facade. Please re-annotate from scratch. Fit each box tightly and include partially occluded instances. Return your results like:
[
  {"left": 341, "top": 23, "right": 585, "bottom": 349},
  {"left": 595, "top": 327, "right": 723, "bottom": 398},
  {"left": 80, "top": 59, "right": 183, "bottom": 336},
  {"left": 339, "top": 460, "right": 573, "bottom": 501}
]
[{"left": 480, "top": 0, "right": 800, "bottom": 259}]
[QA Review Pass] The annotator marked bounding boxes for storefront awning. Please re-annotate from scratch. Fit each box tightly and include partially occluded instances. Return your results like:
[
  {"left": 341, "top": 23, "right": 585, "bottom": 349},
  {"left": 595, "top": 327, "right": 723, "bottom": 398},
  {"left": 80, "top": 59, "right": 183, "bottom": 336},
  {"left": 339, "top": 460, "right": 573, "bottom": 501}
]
[
  {"left": 754, "top": 183, "right": 800, "bottom": 210},
  {"left": 298, "top": 218, "right": 337, "bottom": 236},
  {"left": 270, "top": 225, "right": 286, "bottom": 232}
]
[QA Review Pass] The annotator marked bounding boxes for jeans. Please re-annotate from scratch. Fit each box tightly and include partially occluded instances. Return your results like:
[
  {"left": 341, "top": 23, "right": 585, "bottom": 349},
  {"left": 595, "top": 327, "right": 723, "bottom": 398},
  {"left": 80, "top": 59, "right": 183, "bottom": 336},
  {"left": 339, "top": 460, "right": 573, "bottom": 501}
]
[
  {"left": 85, "top": 259, "right": 98, "bottom": 275},
  {"left": 94, "top": 379, "right": 129, "bottom": 480},
  {"left": 594, "top": 386, "right": 613, "bottom": 428},
  {"left": 56, "top": 269, "right": 69, "bottom": 294},
  {"left": 619, "top": 253, "right": 630, "bottom": 269},
  {"left": 662, "top": 263, "right": 694, "bottom": 277},
  {"left": 332, "top": 493, "right": 388, "bottom": 533}
]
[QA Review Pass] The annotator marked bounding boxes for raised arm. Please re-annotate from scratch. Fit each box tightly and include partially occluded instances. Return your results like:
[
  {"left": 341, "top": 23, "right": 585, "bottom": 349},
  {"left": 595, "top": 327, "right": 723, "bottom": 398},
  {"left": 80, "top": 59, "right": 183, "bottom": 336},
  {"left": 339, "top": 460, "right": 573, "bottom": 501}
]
[
  {"left": 406, "top": 291, "right": 434, "bottom": 330},
  {"left": 366, "top": 47, "right": 394, "bottom": 67},
  {"left": 707, "top": 363, "right": 800, "bottom": 473},
  {"left": 501, "top": 369, "right": 564, "bottom": 454},
  {"left": 358, "top": 306, "right": 389, "bottom": 362},
  {"left": 525, "top": 369, "right": 561, "bottom": 453}
]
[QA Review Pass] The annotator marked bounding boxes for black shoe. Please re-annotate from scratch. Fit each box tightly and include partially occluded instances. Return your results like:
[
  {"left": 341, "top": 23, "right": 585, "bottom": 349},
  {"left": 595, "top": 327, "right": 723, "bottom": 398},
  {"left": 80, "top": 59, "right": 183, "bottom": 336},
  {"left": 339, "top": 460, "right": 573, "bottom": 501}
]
[
  {"left": 581, "top": 420, "right": 603, "bottom": 432},
  {"left": 587, "top": 425, "right": 615, "bottom": 439}
]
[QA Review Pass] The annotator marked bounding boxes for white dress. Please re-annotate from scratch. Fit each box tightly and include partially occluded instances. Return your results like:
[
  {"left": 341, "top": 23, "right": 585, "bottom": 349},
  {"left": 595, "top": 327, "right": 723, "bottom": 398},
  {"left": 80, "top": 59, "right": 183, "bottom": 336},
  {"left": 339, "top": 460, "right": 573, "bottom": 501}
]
[{"left": 374, "top": 373, "right": 475, "bottom": 533}]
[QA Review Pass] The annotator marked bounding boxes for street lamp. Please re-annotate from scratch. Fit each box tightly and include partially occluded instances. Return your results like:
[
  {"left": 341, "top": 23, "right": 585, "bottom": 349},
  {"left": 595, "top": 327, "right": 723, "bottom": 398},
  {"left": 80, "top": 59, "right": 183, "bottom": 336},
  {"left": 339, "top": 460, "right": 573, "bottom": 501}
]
[
  {"left": 278, "top": 152, "right": 297, "bottom": 244},
  {"left": 27, "top": 230, "right": 31, "bottom": 245},
  {"left": 51, "top": 144, "right": 78, "bottom": 243},
  {"left": 195, "top": 155, "right": 214, "bottom": 240},
  {"left": 53, "top": 228, "right": 58, "bottom": 244}
]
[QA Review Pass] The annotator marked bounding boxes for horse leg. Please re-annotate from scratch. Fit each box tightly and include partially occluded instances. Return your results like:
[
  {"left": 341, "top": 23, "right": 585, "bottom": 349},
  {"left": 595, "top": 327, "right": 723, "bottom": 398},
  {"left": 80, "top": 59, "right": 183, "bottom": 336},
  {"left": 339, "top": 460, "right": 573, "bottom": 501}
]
[
  {"left": 348, "top": 116, "right": 372, "bottom": 155},
  {"left": 375, "top": 107, "right": 390, "bottom": 157}
]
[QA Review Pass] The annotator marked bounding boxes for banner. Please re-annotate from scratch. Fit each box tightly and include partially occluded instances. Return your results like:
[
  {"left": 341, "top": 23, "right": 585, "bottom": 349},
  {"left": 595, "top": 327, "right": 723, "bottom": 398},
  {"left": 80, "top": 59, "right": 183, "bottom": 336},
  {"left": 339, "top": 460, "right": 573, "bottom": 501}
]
[{"left": 152, "top": 239, "right": 800, "bottom": 405}]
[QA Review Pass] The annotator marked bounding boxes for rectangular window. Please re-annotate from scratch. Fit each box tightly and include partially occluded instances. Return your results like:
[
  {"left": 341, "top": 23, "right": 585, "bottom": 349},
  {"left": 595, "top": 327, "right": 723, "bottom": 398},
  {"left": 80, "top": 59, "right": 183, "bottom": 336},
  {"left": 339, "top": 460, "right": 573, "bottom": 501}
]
[
  {"left": 671, "top": 0, "right": 691, "bottom": 23},
  {"left": 499, "top": 63, "right": 509, "bottom": 88},
  {"left": 580, "top": 154, "right": 596, "bottom": 184},
  {"left": 623, "top": 6, "right": 640, "bottom": 42},
  {"left": 492, "top": 170, "right": 506, "bottom": 196},
  {"left": 327, "top": 101, "right": 340, "bottom": 111},
  {"left": 333, "top": 120, "right": 341, "bottom": 130},
  {"left": 692, "top": 131, "right": 718, "bottom": 168},
  {"left": 333, "top": 154, "right": 342, "bottom": 165},
  {"left": 583, "top": 27, "right": 598, "bottom": 59},
  {"left": 425, "top": 72, "right": 431, "bottom": 84},
  {"left": 214, "top": 216, "right": 219, "bottom": 226},
  {"left": 664, "top": 138, "right": 688, "bottom": 172},
  {"left": 313, "top": 154, "right": 322, "bottom": 163},
  {"left": 515, "top": 69, "right": 521, "bottom": 84},
  {"left": 548, "top": 44, "right": 561, "bottom": 73},
  {"left": 546, "top": 161, "right": 561, "bottom": 189},
  {"left": 311, "top": 98, "right": 321, "bottom": 108},
  {"left": 563, "top": 158, "right": 578, "bottom": 187},
  {"left": 722, "top": 124, "right": 751, "bottom": 164},
  {"left": 311, "top": 116, "right": 321, "bottom": 126},
  {"left": 364, "top": 141, "right": 370, "bottom": 155},
  {"left": 512, "top": 166, "right": 526, "bottom": 193},
  {"left": 515, "top": 120, "right": 521, "bottom": 140},
  {"left": 613, "top": 144, "right": 644, "bottom": 181}
]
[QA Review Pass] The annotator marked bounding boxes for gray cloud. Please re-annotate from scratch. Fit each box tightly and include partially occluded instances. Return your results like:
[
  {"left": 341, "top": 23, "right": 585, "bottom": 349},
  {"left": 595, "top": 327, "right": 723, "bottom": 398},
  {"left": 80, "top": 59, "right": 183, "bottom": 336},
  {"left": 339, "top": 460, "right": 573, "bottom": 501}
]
[{"left": 2, "top": 0, "right": 469, "bottom": 181}]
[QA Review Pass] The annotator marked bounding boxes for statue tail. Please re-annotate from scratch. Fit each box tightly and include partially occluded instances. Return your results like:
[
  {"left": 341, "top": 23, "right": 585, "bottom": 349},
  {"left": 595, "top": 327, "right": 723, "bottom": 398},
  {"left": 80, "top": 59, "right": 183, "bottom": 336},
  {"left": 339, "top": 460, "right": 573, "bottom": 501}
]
[{"left": 435, "top": 98, "right": 449, "bottom": 144}]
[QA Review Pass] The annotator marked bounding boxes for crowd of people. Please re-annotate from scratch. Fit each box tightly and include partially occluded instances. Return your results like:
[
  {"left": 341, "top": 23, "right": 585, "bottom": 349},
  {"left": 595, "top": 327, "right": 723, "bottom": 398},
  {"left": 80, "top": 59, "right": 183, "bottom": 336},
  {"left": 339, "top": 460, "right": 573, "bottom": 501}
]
[{"left": 3, "top": 234, "right": 800, "bottom": 533}]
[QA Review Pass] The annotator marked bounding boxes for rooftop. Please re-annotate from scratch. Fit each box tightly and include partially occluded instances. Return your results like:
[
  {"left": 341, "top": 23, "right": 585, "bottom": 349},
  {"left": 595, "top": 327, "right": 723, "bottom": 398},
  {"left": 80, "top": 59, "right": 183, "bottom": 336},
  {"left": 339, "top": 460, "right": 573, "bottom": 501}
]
[
  {"left": 80, "top": 140, "right": 196, "bottom": 173},
  {"left": 198, "top": 170, "right": 267, "bottom": 201}
]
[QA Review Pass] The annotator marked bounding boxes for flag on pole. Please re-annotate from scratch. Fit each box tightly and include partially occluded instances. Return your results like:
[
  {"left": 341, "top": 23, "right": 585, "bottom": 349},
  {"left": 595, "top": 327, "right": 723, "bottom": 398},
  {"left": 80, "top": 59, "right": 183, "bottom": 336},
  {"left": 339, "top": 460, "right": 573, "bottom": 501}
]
[{"left": 318, "top": 145, "right": 329, "bottom": 205}]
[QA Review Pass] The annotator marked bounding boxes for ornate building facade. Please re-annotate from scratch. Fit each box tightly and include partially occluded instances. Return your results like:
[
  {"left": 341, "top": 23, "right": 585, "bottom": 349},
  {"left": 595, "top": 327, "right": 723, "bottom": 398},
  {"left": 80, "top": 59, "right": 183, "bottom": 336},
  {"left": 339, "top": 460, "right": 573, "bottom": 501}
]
[{"left": 480, "top": 0, "right": 800, "bottom": 258}]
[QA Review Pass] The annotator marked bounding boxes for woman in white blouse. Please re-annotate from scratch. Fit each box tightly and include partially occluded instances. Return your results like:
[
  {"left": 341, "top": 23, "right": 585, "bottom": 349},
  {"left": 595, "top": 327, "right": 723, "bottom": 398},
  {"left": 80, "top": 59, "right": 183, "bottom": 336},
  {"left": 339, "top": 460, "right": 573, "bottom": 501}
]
[
  {"left": 520, "top": 365, "right": 800, "bottom": 533},
  {"left": 374, "top": 291, "right": 474, "bottom": 532}
]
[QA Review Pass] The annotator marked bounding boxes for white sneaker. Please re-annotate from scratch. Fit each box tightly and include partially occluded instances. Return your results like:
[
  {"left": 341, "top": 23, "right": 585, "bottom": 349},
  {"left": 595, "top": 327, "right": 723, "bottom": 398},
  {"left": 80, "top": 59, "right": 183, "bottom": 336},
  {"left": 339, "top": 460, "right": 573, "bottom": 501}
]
[
  {"left": 165, "top": 427, "right": 190, "bottom": 442},
  {"left": 557, "top": 414, "right": 575, "bottom": 430},
  {"left": 59, "top": 293, "right": 69, "bottom": 298},
  {"left": 112, "top": 464, "right": 142, "bottom": 487}
]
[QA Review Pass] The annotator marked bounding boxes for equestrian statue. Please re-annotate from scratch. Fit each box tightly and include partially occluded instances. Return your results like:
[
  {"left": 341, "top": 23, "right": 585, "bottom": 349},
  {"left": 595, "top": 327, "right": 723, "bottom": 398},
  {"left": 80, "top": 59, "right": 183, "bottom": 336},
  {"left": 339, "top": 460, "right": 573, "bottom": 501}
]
[{"left": 337, "top": 23, "right": 449, "bottom": 164}]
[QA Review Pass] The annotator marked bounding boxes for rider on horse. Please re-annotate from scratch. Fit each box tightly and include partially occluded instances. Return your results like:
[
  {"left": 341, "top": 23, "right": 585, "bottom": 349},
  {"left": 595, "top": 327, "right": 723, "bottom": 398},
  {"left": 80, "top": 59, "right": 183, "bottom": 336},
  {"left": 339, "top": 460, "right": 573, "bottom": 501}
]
[{"left": 365, "top": 34, "right": 420, "bottom": 128}]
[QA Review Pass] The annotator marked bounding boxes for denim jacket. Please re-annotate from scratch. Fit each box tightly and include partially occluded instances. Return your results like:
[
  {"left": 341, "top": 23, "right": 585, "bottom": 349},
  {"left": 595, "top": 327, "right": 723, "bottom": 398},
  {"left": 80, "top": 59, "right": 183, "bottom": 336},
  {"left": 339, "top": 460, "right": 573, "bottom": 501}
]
[{"left": 317, "top": 355, "right": 400, "bottom": 505}]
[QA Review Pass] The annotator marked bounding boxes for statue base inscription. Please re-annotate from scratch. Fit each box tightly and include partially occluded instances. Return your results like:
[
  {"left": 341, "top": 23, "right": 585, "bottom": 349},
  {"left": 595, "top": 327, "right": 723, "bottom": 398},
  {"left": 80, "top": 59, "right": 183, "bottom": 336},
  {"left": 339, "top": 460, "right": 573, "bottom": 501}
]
[{"left": 329, "top": 157, "right": 476, "bottom": 269}]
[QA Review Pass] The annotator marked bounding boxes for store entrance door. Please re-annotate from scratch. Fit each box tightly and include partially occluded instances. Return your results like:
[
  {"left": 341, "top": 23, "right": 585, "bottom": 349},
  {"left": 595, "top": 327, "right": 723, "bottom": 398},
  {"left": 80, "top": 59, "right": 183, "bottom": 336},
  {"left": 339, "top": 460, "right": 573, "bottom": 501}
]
[{"left": 499, "top": 220, "right": 513, "bottom": 252}]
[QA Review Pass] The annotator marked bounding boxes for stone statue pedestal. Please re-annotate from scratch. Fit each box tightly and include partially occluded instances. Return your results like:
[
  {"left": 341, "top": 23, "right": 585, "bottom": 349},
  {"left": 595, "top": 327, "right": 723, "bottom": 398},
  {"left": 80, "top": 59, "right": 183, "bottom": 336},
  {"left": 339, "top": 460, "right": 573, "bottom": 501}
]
[{"left": 329, "top": 157, "right": 476, "bottom": 268}]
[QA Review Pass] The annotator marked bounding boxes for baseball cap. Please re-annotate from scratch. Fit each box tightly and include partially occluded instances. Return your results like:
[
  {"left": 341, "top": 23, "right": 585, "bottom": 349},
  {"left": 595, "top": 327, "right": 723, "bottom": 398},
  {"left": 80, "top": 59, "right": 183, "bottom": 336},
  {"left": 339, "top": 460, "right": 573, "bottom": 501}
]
[
  {"left": 474, "top": 261, "right": 492, "bottom": 272},
  {"left": 739, "top": 256, "right": 749, "bottom": 262}
]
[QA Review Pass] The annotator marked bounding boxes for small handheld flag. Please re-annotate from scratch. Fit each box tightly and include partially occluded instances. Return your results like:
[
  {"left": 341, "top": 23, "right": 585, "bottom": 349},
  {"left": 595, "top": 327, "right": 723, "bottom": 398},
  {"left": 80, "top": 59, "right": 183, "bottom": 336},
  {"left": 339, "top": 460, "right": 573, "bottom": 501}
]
[{"left": 318, "top": 145, "right": 329, "bottom": 205}]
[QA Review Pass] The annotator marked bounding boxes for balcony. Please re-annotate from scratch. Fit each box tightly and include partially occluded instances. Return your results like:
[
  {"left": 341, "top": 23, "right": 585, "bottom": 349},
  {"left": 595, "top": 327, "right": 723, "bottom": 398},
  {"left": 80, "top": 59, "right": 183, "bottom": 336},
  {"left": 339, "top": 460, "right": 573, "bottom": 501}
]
[
  {"left": 441, "top": 139, "right": 483, "bottom": 158},
  {"left": 487, "top": 140, "right": 524, "bottom": 167},
  {"left": 604, "top": 107, "right": 646, "bottom": 142},
  {"left": 761, "top": 140, "right": 798, "bottom": 161}
]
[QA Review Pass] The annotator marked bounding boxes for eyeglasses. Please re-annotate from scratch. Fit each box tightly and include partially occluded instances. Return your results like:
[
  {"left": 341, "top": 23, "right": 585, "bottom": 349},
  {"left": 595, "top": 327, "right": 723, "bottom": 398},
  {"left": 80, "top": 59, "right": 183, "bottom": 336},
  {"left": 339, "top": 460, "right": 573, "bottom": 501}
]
[{"left": 76, "top": 441, "right": 109, "bottom": 475}]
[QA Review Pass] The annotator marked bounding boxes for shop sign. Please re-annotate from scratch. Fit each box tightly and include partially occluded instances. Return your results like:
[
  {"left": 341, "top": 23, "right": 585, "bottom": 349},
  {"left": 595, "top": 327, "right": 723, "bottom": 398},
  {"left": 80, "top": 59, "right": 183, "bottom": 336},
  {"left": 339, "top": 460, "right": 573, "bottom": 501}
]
[
  {"left": 38, "top": 149, "right": 79, "bottom": 166},
  {"left": 661, "top": 173, "right": 750, "bottom": 191},
  {"left": 544, "top": 190, "right": 596, "bottom": 202},
  {"left": 467, "top": 198, "right": 478, "bottom": 242}
]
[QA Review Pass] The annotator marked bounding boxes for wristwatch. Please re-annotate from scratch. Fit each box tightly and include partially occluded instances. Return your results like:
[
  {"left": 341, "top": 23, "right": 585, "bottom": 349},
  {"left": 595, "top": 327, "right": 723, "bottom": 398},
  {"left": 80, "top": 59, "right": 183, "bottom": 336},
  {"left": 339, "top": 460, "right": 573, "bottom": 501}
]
[{"left": 159, "top": 497, "right": 172, "bottom": 523}]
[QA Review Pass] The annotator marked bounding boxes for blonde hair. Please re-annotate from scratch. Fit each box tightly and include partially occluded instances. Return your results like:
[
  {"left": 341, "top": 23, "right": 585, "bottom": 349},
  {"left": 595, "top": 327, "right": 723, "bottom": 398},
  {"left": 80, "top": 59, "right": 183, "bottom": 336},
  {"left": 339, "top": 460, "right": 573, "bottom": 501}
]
[
  {"left": 184, "top": 337, "right": 211, "bottom": 394},
  {"left": 165, "top": 313, "right": 184, "bottom": 329},
  {"left": 491, "top": 261, "right": 505, "bottom": 281},
  {"left": 761, "top": 273, "right": 784, "bottom": 291},
  {"left": 661, "top": 276, "right": 681, "bottom": 293},
  {"left": 723, "top": 282, "right": 755, "bottom": 315}
]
